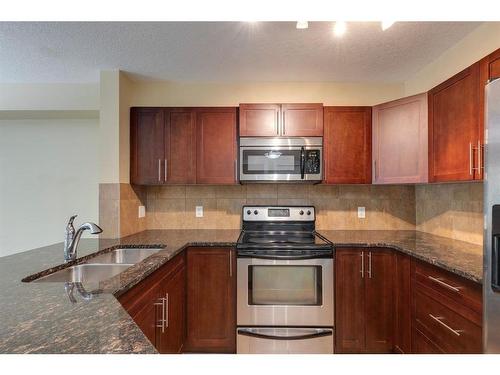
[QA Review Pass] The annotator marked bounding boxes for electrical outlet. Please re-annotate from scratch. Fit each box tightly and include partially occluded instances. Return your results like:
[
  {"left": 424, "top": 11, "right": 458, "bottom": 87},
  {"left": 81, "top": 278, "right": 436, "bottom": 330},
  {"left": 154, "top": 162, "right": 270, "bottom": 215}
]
[
  {"left": 196, "top": 206, "right": 204, "bottom": 218},
  {"left": 138, "top": 205, "right": 146, "bottom": 218},
  {"left": 357, "top": 207, "right": 366, "bottom": 219}
]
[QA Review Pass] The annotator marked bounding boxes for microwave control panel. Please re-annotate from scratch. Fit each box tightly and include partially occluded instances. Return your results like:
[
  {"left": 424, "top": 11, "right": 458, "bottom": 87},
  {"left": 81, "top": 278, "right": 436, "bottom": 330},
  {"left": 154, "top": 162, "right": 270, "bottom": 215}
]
[{"left": 304, "top": 150, "right": 321, "bottom": 174}]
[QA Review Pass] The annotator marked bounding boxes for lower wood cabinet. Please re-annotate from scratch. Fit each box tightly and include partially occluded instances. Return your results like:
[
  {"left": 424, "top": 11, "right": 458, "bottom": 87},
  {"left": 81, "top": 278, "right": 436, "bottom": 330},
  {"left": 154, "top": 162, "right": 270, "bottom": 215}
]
[
  {"left": 335, "top": 248, "right": 395, "bottom": 353},
  {"left": 118, "top": 253, "right": 186, "bottom": 354},
  {"left": 185, "top": 247, "right": 236, "bottom": 353}
]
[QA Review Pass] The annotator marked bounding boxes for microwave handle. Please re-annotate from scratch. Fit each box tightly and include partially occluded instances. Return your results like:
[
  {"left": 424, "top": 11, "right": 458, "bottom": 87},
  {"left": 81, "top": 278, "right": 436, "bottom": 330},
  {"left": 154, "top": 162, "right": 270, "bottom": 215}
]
[
  {"left": 237, "top": 327, "right": 333, "bottom": 341},
  {"left": 300, "top": 146, "right": 306, "bottom": 179}
]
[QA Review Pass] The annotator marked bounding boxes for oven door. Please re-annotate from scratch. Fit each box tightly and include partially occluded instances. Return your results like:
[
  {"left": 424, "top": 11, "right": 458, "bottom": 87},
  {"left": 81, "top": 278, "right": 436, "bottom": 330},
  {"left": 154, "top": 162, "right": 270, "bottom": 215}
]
[
  {"left": 239, "top": 146, "right": 322, "bottom": 182},
  {"left": 237, "top": 257, "right": 334, "bottom": 327},
  {"left": 237, "top": 327, "right": 334, "bottom": 354}
]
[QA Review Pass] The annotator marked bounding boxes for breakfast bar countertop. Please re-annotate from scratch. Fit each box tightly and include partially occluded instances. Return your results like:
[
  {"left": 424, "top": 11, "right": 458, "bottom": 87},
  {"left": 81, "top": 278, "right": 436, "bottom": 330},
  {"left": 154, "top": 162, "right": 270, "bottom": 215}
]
[{"left": 0, "top": 229, "right": 482, "bottom": 353}]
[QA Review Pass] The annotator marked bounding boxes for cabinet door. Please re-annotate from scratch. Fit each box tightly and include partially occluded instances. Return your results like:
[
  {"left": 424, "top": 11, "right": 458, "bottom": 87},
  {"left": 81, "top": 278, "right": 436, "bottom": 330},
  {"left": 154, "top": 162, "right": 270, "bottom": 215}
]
[
  {"left": 372, "top": 93, "right": 428, "bottom": 184},
  {"left": 157, "top": 264, "right": 186, "bottom": 353},
  {"left": 480, "top": 47, "right": 500, "bottom": 82},
  {"left": 281, "top": 103, "right": 324, "bottom": 136},
  {"left": 196, "top": 108, "right": 237, "bottom": 184},
  {"left": 185, "top": 248, "right": 236, "bottom": 353},
  {"left": 324, "top": 107, "right": 372, "bottom": 184},
  {"left": 428, "top": 63, "right": 482, "bottom": 182},
  {"left": 364, "top": 250, "right": 395, "bottom": 353},
  {"left": 126, "top": 289, "right": 160, "bottom": 348},
  {"left": 412, "top": 328, "right": 444, "bottom": 354},
  {"left": 394, "top": 253, "right": 411, "bottom": 353},
  {"left": 165, "top": 109, "right": 196, "bottom": 184},
  {"left": 239, "top": 104, "right": 280, "bottom": 136},
  {"left": 335, "top": 249, "right": 366, "bottom": 353},
  {"left": 130, "top": 108, "right": 165, "bottom": 185}
]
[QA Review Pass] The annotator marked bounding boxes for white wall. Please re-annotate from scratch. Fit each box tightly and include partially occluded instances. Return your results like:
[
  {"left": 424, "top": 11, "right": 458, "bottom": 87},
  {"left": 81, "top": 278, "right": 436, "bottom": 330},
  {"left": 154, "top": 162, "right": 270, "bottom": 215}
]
[{"left": 0, "top": 117, "right": 99, "bottom": 257}]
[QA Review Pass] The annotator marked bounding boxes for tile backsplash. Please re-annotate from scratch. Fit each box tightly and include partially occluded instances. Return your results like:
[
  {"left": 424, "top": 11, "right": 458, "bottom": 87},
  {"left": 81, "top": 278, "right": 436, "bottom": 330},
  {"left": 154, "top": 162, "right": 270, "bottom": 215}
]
[
  {"left": 415, "top": 182, "right": 483, "bottom": 245},
  {"left": 146, "top": 184, "right": 416, "bottom": 231}
]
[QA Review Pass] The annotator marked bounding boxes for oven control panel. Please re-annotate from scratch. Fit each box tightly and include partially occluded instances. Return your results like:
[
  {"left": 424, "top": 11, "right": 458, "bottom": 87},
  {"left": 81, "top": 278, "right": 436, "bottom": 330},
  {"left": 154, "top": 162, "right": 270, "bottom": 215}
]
[{"left": 243, "top": 206, "right": 315, "bottom": 221}]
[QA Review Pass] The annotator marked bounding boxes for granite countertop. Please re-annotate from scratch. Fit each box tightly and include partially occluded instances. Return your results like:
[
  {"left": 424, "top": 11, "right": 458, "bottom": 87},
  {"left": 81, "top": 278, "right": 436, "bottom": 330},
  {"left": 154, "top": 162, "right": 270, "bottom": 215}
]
[{"left": 0, "top": 229, "right": 482, "bottom": 353}]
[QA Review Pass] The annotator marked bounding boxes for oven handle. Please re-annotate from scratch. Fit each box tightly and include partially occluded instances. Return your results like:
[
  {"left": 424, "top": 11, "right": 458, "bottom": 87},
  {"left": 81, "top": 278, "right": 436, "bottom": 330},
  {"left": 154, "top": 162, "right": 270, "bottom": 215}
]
[
  {"left": 237, "top": 251, "right": 332, "bottom": 260},
  {"left": 237, "top": 327, "right": 333, "bottom": 341}
]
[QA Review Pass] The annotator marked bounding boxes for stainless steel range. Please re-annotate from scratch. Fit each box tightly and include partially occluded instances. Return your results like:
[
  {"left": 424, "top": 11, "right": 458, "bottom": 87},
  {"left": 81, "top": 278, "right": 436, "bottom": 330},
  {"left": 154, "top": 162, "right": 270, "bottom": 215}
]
[{"left": 236, "top": 205, "right": 334, "bottom": 354}]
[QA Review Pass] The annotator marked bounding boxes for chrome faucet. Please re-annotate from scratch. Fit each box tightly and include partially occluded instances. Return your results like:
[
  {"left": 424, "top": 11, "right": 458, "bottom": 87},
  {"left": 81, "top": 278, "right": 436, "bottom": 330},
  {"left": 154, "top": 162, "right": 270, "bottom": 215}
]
[{"left": 63, "top": 215, "right": 103, "bottom": 262}]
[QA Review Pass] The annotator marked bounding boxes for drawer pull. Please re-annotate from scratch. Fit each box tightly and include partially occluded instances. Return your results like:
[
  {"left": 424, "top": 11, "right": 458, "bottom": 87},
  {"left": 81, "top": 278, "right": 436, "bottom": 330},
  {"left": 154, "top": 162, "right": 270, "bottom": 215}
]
[
  {"left": 429, "top": 314, "right": 463, "bottom": 336},
  {"left": 428, "top": 276, "right": 461, "bottom": 293}
]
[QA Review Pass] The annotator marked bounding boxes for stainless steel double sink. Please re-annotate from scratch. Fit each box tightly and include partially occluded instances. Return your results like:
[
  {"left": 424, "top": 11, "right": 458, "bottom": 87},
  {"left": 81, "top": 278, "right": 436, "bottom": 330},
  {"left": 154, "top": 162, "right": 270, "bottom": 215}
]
[{"left": 33, "top": 247, "right": 162, "bottom": 284}]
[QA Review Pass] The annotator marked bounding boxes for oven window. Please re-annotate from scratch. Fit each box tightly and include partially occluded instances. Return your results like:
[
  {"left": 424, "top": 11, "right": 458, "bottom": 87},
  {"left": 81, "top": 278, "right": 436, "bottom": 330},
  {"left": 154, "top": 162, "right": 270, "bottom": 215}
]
[
  {"left": 248, "top": 265, "right": 322, "bottom": 306},
  {"left": 242, "top": 149, "right": 301, "bottom": 175}
]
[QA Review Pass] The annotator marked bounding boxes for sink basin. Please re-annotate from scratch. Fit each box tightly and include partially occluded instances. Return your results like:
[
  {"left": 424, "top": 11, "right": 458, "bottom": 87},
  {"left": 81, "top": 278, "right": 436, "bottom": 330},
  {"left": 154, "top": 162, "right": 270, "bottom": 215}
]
[
  {"left": 33, "top": 264, "right": 132, "bottom": 283},
  {"left": 86, "top": 247, "right": 162, "bottom": 264}
]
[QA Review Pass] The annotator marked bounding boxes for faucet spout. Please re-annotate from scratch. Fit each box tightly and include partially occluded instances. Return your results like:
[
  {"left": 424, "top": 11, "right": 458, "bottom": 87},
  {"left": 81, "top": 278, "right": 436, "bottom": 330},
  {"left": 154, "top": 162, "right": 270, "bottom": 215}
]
[{"left": 63, "top": 216, "right": 103, "bottom": 262}]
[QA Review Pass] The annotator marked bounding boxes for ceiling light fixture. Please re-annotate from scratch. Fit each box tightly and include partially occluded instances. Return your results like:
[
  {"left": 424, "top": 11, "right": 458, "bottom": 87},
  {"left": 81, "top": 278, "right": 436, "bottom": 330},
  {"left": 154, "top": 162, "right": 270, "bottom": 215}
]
[
  {"left": 333, "top": 21, "right": 346, "bottom": 37},
  {"left": 296, "top": 21, "right": 309, "bottom": 29},
  {"left": 381, "top": 21, "right": 395, "bottom": 31}
]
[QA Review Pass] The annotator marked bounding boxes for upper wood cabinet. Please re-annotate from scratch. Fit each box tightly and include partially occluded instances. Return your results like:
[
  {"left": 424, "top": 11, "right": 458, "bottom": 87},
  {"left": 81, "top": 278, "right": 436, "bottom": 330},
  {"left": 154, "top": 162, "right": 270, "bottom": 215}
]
[
  {"left": 185, "top": 247, "right": 236, "bottom": 353},
  {"left": 130, "top": 108, "right": 165, "bottom": 185},
  {"left": 239, "top": 103, "right": 323, "bottom": 137},
  {"left": 480, "top": 47, "right": 500, "bottom": 83},
  {"left": 335, "top": 248, "right": 395, "bottom": 353},
  {"left": 239, "top": 103, "right": 280, "bottom": 136},
  {"left": 196, "top": 108, "right": 238, "bottom": 184},
  {"left": 131, "top": 107, "right": 237, "bottom": 185},
  {"left": 372, "top": 93, "right": 428, "bottom": 184},
  {"left": 428, "top": 62, "right": 483, "bottom": 182},
  {"left": 324, "top": 106, "right": 372, "bottom": 184}
]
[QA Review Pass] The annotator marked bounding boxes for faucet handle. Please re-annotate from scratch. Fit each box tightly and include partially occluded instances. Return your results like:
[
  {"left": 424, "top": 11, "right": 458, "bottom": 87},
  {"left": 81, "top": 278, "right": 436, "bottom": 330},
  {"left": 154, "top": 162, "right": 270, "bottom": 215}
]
[
  {"left": 67, "top": 215, "right": 78, "bottom": 225},
  {"left": 66, "top": 215, "right": 77, "bottom": 235}
]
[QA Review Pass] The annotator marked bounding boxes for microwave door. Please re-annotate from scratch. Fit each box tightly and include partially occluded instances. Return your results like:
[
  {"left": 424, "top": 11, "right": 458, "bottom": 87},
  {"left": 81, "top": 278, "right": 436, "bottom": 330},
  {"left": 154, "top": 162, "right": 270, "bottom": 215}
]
[{"left": 240, "top": 147, "right": 302, "bottom": 181}]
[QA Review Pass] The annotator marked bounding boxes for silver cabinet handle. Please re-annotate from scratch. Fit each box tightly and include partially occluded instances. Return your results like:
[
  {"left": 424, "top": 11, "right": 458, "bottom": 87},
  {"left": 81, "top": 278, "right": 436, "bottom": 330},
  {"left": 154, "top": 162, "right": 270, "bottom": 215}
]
[
  {"left": 229, "top": 250, "right": 233, "bottom": 277},
  {"left": 360, "top": 252, "right": 364, "bottom": 278},
  {"left": 165, "top": 293, "right": 169, "bottom": 329},
  {"left": 158, "top": 159, "right": 161, "bottom": 182},
  {"left": 427, "top": 275, "right": 461, "bottom": 293},
  {"left": 429, "top": 314, "right": 463, "bottom": 336},
  {"left": 373, "top": 160, "right": 377, "bottom": 181},
  {"left": 276, "top": 110, "right": 280, "bottom": 135},
  {"left": 282, "top": 108, "right": 286, "bottom": 135},
  {"left": 154, "top": 297, "right": 166, "bottom": 333},
  {"left": 368, "top": 251, "right": 372, "bottom": 279},
  {"left": 477, "top": 140, "right": 482, "bottom": 176},
  {"left": 234, "top": 160, "right": 238, "bottom": 183},
  {"left": 164, "top": 158, "right": 168, "bottom": 182},
  {"left": 469, "top": 142, "right": 473, "bottom": 175}
]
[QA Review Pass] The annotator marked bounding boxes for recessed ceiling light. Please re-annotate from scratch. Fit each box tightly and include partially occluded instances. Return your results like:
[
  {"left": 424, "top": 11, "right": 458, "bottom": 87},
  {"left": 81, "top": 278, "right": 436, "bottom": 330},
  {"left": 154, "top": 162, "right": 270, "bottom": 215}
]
[
  {"left": 296, "top": 21, "right": 309, "bottom": 29},
  {"left": 381, "top": 21, "right": 395, "bottom": 31},
  {"left": 333, "top": 21, "right": 346, "bottom": 37}
]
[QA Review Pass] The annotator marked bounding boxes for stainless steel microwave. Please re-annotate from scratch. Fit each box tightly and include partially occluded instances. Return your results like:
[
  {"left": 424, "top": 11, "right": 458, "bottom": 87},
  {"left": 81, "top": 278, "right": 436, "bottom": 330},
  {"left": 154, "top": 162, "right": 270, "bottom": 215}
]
[{"left": 239, "top": 137, "right": 323, "bottom": 183}]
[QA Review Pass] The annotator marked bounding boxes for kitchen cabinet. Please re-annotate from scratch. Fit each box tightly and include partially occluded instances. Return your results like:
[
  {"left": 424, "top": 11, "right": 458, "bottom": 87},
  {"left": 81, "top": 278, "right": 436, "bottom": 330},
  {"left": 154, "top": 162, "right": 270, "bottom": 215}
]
[
  {"left": 335, "top": 248, "right": 394, "bottom": 353},
  {"left": 394, "top": 253, "right": 412, "bottom": 353},
  {"left": 185, "top": 247, "right": 236, "bottom": 353},
  {"left": 324, "top": 107, "right": 372, "bottom": 184},
  {"left": 239, "top": 103, "right": 280, "bottom": 136},
  {"left": 239, "top": 103, "right": 323, "bottom": 137},
  {"left": 131, "top": 107, "right": 237, "bottom": 185},
  {"left": 196, "top": 108, "right": 238, "bottom": 184},
  {"left": 428, "top": 62, "right": 483, "bottom": 182},
  {"left": 372, "top": 94, "right": 428, "bottom": 184},
  {"left": 411, "top": 259, "right": 482, "bottom": 354},
  {"left": 118, "top": 253, "right": 186, "bottom": 353},
  {"left": 130, "top": 108, "right": 165, "bottom": 185},
  {"left": 480, "top": 47, "right": 500, "bottom": 83}
]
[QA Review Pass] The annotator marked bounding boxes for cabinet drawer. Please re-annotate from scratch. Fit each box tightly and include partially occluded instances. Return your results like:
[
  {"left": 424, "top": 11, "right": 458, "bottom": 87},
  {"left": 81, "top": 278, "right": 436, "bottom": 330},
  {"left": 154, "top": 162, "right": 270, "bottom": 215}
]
[
  {"left": 414, "top": 290, "right": 481, "bottom": 353},
  {"left": 414, "top": 260, "right": 482, "bottom": 314},
  {"left": 412, "top": 328, "right": 444, "bottom": 354}
]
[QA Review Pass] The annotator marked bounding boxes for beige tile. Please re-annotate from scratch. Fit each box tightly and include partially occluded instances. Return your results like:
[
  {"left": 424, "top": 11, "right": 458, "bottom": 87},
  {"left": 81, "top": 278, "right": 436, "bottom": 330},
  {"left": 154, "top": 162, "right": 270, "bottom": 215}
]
[
  {"left": 216, "top": 185, "right": 247, "bottom": 198},
  {"left": 216, "top": 198, "right": 246, "bottom": 229},
  {"left": 246, "top": 184, "right": 278, "bottom": 198},
  {"left": 154, "top": 199, "right": 187, "bottom": 229},
  {"left": 99, "top": 183, "right": 120, "bottom": 201},
  {"left": 99, "top": 199, "right": 120, "bottom": 238},
  {"left": 186, "top": 185, "right": 217, "bottom": 198},
  {"left": 308, "top": 184, "right": 338, "bottom": 199},
  {"left": 338, "top": 185, "right": 372, "bottom": 200},
  {"left": 277, "top": 198, "right": 312, "bottom": 206},
  {"left": 245, "top": 198, "right": 278, "bottom": 206},
  {"left": 277, "top": 184, "right": 309, "bottom": 199},
  {"left": 185, "top": 198, "right": 218, "bottom": 229},
  {"left": 157, "top": 185, "right": 186, "bottom": 199}
]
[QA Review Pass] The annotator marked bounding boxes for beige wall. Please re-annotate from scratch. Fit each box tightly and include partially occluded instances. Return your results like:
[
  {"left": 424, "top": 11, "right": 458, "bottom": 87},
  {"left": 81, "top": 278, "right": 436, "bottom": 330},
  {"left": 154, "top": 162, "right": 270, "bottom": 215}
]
[
  {"left": 404, "top": 22, "right": 500, "bottom": 96},
  {"left": 129, "top": 80, "right": 405, "bottom": 107},
  {"left": 146, "top": 184, "right": 416, "bottom": 231},
  {"left": 415, "top": 182, "right": 483, "bottom": 245}
]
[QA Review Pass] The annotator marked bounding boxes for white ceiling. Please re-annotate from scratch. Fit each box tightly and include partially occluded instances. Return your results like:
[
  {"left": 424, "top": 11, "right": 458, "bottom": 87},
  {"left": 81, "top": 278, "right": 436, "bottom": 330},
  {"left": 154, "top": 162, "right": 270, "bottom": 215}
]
[{"left": 0, "top": 21, "right": 482, "bottom": 83}]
